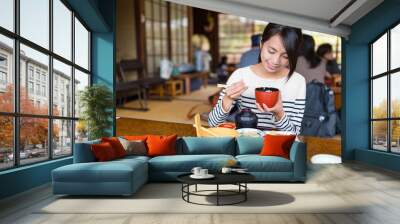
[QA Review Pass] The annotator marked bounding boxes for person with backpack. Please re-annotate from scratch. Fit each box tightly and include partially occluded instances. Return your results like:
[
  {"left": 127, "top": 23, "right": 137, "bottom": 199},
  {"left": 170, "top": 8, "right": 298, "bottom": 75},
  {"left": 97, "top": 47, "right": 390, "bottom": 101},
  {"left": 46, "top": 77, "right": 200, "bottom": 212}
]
[
  {"left": 300, "top": 80, "right": 340, "bottom": 137},
  {"left": 296, "top": 34, "right": 331, "bottom": 84},
  {"left": 208, "top": 23, "right": 306, "bottom": 135}
]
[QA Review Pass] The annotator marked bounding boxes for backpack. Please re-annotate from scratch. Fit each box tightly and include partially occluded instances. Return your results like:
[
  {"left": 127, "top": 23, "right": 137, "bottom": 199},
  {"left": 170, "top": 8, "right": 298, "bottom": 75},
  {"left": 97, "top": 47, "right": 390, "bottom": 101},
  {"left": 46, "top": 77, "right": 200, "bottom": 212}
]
[{"left": 300, "top": 80, "right": 341, "bottom": 137}]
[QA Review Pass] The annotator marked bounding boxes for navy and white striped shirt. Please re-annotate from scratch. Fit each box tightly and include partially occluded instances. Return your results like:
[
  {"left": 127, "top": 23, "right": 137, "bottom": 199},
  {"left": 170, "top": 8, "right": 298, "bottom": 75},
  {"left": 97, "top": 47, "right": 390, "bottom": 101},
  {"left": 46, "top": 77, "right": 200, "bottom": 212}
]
[{"left": 208, "top": 66, "right": 306, "bottom": 135}]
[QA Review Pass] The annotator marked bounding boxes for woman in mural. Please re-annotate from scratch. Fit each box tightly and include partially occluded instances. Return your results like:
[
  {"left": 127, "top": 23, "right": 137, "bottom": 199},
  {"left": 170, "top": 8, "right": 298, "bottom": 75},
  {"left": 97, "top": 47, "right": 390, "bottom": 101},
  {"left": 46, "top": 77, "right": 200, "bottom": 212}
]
[{"left": 208, "top": 23, "right": 306, "bottom": 135}]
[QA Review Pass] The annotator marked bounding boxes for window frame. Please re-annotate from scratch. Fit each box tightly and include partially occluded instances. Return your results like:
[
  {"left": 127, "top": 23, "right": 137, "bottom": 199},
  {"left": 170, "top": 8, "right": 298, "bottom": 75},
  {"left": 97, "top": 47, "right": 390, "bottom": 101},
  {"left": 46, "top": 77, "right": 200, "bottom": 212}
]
[
  {"left": 142, "top": 0, "right": 190, "bottom": 76},
  {"left": 369, "top": 20, "right": 400, "bottom": 154},
  {"left": 0, "top": 0, "right": 92, "bottom": 171}
]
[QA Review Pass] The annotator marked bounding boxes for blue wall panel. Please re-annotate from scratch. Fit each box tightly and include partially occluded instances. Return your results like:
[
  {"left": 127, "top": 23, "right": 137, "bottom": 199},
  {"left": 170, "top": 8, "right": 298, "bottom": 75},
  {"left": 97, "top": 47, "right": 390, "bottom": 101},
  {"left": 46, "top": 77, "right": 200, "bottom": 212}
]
[
  {"left": 342, "top": 44, "right": 370, "bottom": 160},
  {"left": 92, "top": 31, "right": 115, "bottom": 136},
  {"left": 0, "top": 158, "right": 72, "bottom": 199},
  {"left": 344, "top": 0, "right": 400, "bottom": 171},
  {"left": 91, "top": 0, "right": 116, "bottom": 136}
]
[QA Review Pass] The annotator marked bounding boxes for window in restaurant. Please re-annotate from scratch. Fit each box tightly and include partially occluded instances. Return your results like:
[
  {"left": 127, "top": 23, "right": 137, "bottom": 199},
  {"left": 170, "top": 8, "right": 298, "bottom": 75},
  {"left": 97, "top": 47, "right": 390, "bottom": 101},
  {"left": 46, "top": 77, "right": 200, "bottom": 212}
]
[
  {"left": 170, "top": 3, "right": 188, "bottom": 65},
  {"left": 144, "top": 0, "right": 169, "bottom": 77},
  {"left": 0, "top": 0, "right": 91, "bottom": 171},
  {"left": 218, "top": 14, "right": 258, "bottom": 64},
  {"left": 143, "top": 0, "right": 190, "bottom": 76},
  {"left": 370, "top": 23, "right": 400, "bottom": 153}
]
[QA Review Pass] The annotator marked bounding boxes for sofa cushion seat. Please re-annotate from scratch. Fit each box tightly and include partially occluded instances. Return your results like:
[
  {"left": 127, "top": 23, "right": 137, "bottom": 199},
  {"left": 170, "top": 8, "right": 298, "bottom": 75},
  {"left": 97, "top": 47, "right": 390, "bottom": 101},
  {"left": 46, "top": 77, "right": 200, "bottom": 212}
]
[
  {"left": 116, "top": 155, "right": 150, "bottom": 163},
  {"left": 52, "top": 157, "right": 149, "bottom": 195},
  {"left": 149, "top": 154, "right": 235, "bottom": 172},
  {"left": 236, "top": 155, "right": 293, "bottom": 172},
  {"left": 53, "top": 159, "right": 147, "bottom": 183}
]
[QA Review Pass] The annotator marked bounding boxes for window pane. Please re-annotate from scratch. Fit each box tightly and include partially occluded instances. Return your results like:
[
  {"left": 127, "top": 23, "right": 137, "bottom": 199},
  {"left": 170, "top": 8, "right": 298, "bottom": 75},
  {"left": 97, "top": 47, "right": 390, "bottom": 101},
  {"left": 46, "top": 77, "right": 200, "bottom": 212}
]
[
  {"left": 372, "top": 77, "right": 387, "bottom": 119},
  {"left": 75, "top": 120, "right": 88, "bottom": 143},
  {"left": 20, "top": 44, "right": 49, "bottom": 115},
  {"left": 145, "top": 0, "right": 152, "bottom": 18},
  {"left": 391, "top": 72, "right": 400, "bottom": 118},
  {"left": 391, "top": 24, "right": 400, "bottom": 70},
  {"left": 74, "top": 69, "right": 89, "bottom": 118},
  {"left": 372, "top": 121, "right": 388, "bottom": 151},
  {"left": 0, "top": 116, "right": 13, "bottom": 170},
  {"left": 53, "top": 59, "right": 72, "bottom": 117},
  {"left": 20, "top": 117, "right": 49, "bottom": 165},
  {"left": 0, "top": 35, "right": 14, "bottom": 112},
  {"left": 372, "top": 33, "right": 387, "bottom": 76},
  {"left": 153, "top": 2, "right": 160, "bottom": 21},
  {"left": 53, "top": 119, "right": 72, "bottom": 158},
  {"left": 0, "top": 0, "right": 14, "bottom": 31},
  {"left": 74, "top": 18, "right": 89, "bottom": 70},
  {"left": 53, "top": 0, "right": 72, "bottom": 60},
  {"left": 391, "top": 120, "right": 400, "bottom": 153},
  {"left": 20, "top": 0, "right": 49, "bottom": 49},
  {"left": 147, "top": 57, "right": 154, "bottom": 75}
]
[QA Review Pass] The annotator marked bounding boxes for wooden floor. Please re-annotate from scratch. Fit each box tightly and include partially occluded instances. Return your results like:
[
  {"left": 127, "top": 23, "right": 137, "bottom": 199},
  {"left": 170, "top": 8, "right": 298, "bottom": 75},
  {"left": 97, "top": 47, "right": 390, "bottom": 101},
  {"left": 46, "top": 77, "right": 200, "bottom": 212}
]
[{"left": 1, "top": 162, "right": 400, "bottom": 224}]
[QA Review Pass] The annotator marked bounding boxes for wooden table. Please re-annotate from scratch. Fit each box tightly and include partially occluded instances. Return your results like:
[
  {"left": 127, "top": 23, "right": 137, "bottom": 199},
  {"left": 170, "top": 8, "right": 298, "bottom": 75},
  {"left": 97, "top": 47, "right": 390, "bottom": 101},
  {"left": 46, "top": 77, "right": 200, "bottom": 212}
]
[{"left": 173, "top": 72, "right": 209, "bottom": 95}]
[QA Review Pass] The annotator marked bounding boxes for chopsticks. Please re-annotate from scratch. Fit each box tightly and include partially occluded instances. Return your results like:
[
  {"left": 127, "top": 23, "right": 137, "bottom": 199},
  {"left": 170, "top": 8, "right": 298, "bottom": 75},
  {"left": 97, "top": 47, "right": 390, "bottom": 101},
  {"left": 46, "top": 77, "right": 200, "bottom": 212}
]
[{"left": 217, "top": 84, "right": 228, "bottom": 88}]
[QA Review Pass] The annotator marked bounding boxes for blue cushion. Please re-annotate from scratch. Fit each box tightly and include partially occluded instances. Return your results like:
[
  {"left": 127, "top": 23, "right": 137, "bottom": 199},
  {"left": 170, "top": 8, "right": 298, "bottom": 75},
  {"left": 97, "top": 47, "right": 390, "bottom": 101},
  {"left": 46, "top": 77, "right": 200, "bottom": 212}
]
[
  {"left": 236, "top": 155, "right": 293, "bottom": 172},
  {"left": 177, "top": 137, "right": 236, "bottom": 155},
  {"left": 236, "top": 137, "right": 263, "bottom": 155},
  {"left": 149, "top": 154, "right": 235, "bottom": 172},
  {"left": 73, "top": 139, "right": 100, "bottom": 163}
]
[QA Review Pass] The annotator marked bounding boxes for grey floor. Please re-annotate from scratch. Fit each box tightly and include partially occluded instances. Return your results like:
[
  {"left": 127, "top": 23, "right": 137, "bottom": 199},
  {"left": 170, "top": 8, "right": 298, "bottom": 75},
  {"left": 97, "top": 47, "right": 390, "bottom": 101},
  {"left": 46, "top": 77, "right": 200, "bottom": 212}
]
[{"left": 1, "top": 162, "right": 400, "bottom": 224}]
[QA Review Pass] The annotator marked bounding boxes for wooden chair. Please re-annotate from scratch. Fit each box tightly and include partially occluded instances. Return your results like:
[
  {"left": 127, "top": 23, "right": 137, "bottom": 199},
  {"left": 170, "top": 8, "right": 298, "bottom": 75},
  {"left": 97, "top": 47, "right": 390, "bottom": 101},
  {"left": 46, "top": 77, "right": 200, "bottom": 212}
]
[
  {"left": 193, "top": 114, "right": 238, "bottom": 137},
  {"left": 116, "top": 61, "right": 147, "bottom": 111},
  {"left": 116, "top": 59, "right": 168, "bottom": 110}
]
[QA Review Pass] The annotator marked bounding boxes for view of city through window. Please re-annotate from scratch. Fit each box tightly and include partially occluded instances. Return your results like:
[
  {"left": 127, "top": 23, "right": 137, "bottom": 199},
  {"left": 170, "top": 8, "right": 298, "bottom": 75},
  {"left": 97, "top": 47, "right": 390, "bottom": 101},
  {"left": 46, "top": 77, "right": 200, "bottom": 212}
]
[
  {"left": 0, "top": 0, "right": 90, "bottom": 170},
  {"left": 371, "top": 23, "right": 400, "bottom": 153}
]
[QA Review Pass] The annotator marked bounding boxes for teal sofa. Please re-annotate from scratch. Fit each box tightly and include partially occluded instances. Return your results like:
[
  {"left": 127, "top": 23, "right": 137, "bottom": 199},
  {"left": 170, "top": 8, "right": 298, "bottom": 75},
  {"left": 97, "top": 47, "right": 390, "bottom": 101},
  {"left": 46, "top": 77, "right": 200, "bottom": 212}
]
[{"left": 52, "top": 137, "right": 306, "bottom": 196}]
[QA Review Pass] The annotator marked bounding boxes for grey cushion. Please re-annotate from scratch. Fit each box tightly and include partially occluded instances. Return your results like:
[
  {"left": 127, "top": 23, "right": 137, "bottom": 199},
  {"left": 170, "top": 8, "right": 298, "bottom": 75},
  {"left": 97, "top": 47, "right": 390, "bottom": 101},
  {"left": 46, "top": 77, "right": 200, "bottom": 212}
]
[{"left": 119, "top": 137, "right": 147, "bottom": 156}]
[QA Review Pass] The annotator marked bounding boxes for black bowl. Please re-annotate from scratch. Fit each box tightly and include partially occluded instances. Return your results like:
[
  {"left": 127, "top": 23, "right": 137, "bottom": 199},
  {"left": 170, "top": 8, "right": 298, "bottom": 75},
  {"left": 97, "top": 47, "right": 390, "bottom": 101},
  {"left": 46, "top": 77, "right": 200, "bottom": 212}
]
[{"left": 255, "top": 87, "right": 279, "bottom": 92}]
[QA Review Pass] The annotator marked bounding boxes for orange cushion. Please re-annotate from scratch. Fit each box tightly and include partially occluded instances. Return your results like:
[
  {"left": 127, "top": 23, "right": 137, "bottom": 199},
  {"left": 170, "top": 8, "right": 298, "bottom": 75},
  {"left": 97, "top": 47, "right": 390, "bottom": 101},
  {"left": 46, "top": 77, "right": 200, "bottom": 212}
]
[
  {"left": 260, "top": 134, "right": 296, "bottom": 159},
  {"left": 91, "top": 142, "right": 117, "bottom": 161},
  {"left": 146, "top": 135, "right": 177, "bottom": 157},
  {"left": 124, "top": 135, "right": 148, "bottom": 141},
  {"left": 101, "top": 137, "right": 126, "bottom": 158}
]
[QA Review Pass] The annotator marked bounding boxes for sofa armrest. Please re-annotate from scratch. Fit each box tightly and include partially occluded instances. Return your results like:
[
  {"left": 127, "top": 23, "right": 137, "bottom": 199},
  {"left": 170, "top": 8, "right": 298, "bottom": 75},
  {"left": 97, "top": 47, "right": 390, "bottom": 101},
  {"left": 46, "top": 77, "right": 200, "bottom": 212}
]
[
  {"left": 73, "top": 140, "right": 100, "bottom": 163},
  {"left": 289, "top": 141, "right": 307, "bottom": 181}
]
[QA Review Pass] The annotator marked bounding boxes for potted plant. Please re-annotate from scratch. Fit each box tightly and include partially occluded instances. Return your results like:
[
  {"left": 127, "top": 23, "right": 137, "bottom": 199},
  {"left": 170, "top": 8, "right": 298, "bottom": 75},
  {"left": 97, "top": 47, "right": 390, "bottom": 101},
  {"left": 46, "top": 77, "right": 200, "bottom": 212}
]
[{"left": 79, "top": 84, "right": 113, "bottom": 140}]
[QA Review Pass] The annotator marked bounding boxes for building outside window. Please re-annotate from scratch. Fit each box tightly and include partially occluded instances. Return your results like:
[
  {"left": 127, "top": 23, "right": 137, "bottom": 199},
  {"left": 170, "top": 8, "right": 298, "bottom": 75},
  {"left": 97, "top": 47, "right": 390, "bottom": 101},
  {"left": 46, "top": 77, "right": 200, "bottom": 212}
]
[
  {"left": 35, "top": 70, "right": 40, "bottom": 81},
  {"left": 370, "top": 23, "right": 400, "bottom": 153},
  {"left": 0, "top": 54, "right": 7, "bottom": 88},
  {"left": 42, "top": 85, "right": 46, "bottom": 97},
  {"left": 28, "top": 81, "right": 34, "bottom": 94},
  {"left": 28, "top": 67, "right": 34, "bottom": 80},
  {"left": 41, "top": 73, "right": 46, "bottom": 83},
  {"left": 35, "top": 83, "right": 40, "bottom": 95}
]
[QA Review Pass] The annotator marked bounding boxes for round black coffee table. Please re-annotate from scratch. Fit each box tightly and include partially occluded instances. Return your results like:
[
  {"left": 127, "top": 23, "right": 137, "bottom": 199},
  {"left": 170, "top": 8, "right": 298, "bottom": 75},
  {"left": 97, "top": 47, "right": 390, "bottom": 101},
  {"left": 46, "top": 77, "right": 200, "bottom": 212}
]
[{"left": 177, "top": 173, "right": 255, "bottom": 206}]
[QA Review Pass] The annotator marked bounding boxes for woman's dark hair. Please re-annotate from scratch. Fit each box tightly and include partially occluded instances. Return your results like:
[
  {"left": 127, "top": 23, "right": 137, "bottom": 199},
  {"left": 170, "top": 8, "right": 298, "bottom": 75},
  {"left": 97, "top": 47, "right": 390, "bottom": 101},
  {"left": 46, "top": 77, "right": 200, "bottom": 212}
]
[
  {"left": 299, "top": 34, "right": 321, "bottom": 69},
  {"left": 218, "top": 55, "right": 228, "bottom": 67},
  {"left": 258, "top": 23, "right": 302, "bottom": 79},
  {"left": 317, "top": 43, "right": 333, "bottom": 58}
]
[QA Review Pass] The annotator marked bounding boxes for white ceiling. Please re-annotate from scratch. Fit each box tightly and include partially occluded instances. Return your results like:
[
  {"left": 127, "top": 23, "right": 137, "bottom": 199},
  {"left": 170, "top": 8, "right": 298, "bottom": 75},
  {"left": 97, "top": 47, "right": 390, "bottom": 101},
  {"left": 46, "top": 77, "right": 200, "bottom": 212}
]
[
  {"left": 225, "top": 0, "right": 352, "bottom": 22},
  {"left": 167, "top": 0, "right": 384, "bottom": 37}
]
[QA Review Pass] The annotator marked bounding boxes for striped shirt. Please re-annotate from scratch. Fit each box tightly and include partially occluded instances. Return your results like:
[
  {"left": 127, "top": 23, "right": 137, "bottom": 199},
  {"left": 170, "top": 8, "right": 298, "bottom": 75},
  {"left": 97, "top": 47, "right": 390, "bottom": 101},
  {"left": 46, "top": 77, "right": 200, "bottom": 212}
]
[{"left": 208, "top": 66, "right": 306, "bottom": 135}]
